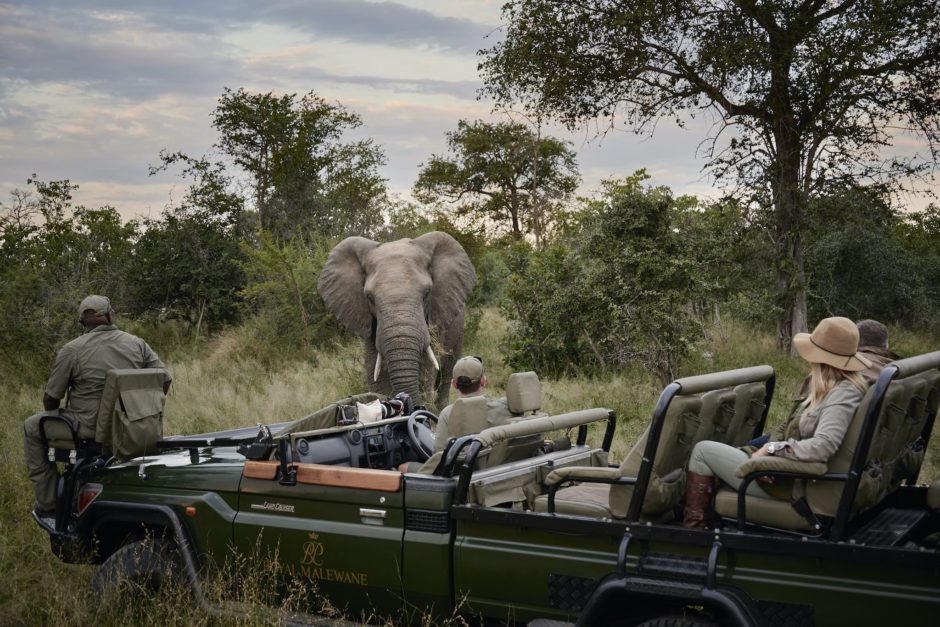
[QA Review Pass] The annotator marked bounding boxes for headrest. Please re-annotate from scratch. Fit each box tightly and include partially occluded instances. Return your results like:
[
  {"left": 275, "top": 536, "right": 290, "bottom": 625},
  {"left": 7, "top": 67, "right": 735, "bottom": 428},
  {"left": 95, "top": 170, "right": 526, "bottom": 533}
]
[{"left": 507, "top": 371, "right": 541, "bottom": 414}]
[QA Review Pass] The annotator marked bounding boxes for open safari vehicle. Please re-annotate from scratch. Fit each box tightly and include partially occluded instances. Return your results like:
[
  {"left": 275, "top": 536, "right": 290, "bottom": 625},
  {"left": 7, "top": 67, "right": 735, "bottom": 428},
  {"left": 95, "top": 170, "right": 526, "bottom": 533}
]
[{"left": 34, "top": 351, "right": 940, "bottom": 626}]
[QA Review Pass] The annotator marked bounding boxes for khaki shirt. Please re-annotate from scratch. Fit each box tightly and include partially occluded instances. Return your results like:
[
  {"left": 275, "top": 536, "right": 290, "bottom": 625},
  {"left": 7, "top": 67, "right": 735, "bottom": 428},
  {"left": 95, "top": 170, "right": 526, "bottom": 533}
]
[
  {"left": 45, "top": 325, "right": 170, "bottom": 432},
  {"left": 777, "top": 381, "right": 864, "bottom": 462},
  {"left": 769, "top": 346, "right": 895, "bottom": 442},
  {"left": 434, "top": 390, "right": 513, "bottom": 452}
]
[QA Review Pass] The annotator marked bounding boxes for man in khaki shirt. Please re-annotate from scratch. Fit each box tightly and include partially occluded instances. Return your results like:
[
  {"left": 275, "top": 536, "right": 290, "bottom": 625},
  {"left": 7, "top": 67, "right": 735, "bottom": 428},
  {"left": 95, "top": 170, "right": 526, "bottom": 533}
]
[
  {"left": 23, "top": 295, "right": 171, "bottom": 518},
  {"left": 433, "top": 355, "right": 512, "bottom": 452}
]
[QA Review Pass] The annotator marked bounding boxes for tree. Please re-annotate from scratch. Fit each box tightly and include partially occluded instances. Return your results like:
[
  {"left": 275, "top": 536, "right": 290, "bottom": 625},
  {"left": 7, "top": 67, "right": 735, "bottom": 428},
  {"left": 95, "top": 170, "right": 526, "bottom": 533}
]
[
  {"left": 413, "top": 119, "right": 579, "bottom": 246},
  {"left": 805, "top": 185, "right": 926, "bottom": 325},
  {"left": 134, "top": 154, "right": 248, "bottom": 335},
  {"left": 0, "top": 177, "right": 137, "bottom": 380},
  {"left": 480, "top": 0, "right": 940, "bottom": 350},
  {"left": 212, "top": 87, "right": 388, "bottom": 238},
  {"left": 893, "top": 202, "right": 940, "bottom": 327},
  {"left": 504, "top": 172, "right": 709, "bottom": 383}
]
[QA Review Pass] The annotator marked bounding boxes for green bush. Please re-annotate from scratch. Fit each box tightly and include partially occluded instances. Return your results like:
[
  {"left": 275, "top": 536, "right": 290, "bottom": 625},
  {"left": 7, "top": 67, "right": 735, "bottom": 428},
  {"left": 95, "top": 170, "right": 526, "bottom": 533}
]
[
  {"left": 805, "top": 187, "right": 928, "bottom": 324},
  {"left": 502, "top": 174, "right": 719, "bottom": 383},
  {"left": 238, "top": 234, "right": 346, "bottom": 364}
]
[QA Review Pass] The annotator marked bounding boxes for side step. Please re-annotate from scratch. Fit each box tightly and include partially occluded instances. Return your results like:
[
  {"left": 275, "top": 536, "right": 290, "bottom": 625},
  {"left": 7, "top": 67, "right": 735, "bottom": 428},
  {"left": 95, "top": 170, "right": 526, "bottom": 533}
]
[
  {"left": 639, "top": 552, "right": 709, "bottom": 579},
  {"left": 853, "top": 507, "right": 927, "bottom": 546}
]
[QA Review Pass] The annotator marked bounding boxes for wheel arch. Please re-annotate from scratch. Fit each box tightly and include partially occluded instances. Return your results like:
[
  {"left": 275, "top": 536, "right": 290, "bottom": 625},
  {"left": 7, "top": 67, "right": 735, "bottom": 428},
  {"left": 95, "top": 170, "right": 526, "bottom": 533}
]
[
  {"left": 80, "top": 501, "right": 206, "bottom": 605},
  {"left": 575, "top": 574, "right": 760, "bottom": 627}
]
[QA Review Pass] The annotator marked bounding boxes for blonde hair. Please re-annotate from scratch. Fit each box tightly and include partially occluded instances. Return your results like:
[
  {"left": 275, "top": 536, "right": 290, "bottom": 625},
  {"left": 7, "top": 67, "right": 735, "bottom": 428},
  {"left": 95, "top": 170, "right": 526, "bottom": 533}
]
[{"left": 803, "top": 362, "right": 868, "bottom": 416}]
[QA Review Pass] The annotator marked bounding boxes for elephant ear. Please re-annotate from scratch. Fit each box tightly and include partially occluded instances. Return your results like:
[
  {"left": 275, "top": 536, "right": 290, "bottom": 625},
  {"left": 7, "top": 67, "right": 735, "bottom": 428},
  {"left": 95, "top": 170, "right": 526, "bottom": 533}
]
[
  {"left": 317, "top": 236, "right": 380, "bottom": 337},
  {"left": 413, "top": 231, "right": 477, "bottom": 329}
]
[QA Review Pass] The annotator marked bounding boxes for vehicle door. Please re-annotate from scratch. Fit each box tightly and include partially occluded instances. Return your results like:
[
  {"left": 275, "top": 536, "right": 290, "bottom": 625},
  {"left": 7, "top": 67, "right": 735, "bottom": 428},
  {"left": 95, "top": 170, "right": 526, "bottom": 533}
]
[{"left": 233, "top": 460, "right": 406, "bottom": 619}]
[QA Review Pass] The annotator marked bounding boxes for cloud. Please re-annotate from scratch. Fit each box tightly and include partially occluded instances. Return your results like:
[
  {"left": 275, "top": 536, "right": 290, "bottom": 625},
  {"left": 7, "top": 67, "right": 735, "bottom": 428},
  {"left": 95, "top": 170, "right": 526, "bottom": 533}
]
[
  {"left": 0, "top": 6, "right": 241, "bottom": 101},
  {"left": 5, "top": 1, "right": 497, "bottom": 54},
  {"left": 259, "top": 0, "right": 497, "bottom": 54}
]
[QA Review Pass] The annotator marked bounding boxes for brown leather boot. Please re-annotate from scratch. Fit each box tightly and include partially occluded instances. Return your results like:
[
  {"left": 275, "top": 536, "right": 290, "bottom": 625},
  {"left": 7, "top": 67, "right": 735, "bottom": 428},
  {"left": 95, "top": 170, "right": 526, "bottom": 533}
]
[{"left": 682, "top": 472, "right": 716, "bottom": 528}]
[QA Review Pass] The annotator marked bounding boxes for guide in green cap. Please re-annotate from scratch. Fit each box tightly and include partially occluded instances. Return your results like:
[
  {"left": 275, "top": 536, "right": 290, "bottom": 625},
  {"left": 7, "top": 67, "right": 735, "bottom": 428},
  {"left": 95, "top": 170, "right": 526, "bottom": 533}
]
[{"left": 23, "top": 295, "right": 172, "bottom": 519}]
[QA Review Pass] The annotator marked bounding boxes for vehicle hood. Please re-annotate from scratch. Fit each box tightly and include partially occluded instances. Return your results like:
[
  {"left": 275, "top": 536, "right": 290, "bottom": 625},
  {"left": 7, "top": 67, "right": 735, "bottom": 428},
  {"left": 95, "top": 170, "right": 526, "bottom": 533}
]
[{"left": 95, "top": 446, "right": 248, "bottom": 493}]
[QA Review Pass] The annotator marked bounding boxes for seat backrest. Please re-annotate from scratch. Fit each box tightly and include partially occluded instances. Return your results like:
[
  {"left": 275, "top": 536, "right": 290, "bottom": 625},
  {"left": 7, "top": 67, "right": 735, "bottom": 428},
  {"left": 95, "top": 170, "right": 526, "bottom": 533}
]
[
  {"left": 447, "top": 395, "right": 490, "bottom": 440},
  {"left": 507, "top": 372, "right": 542, "bottom": 415},
  {"left": 485, "top": 416, "right": 545, "bottom": 467},
  {"left": 807, "top": 353, "right": 940, "bottom": 518},
  {"left": 608, "top": 394, "right": 701, "bottom": 519},
  {"left": 693, "top": 382, "right": 768, "bottom": 447},
  {"left": 608, "top": 366, "right": 773, "bottom": 519},
  {"left": 95, "top": 368, "right": 168, "bottom": 460}
]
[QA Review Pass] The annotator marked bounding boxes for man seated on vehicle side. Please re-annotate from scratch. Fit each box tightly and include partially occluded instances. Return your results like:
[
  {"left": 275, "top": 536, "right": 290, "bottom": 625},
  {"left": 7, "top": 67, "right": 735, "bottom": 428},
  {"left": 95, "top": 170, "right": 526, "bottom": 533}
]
[
  {"left": 23, "top": 295, "right": 172, "bottom": 522},
  {"left": 433, "top": 355, "right": 513, "bottom": 452},
  {"left": 855, "top": 319, "right": 900, "bottom": 384},
  {"left": 745, "top": 318, "right": 898, "bottom": 451}
]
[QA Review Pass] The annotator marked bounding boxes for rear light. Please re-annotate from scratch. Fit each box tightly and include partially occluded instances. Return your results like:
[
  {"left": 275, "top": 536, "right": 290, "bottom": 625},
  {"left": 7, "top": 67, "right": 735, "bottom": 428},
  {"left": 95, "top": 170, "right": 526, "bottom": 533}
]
[{"left": 78, "top": 483, "right": 103, "bottom": 514}]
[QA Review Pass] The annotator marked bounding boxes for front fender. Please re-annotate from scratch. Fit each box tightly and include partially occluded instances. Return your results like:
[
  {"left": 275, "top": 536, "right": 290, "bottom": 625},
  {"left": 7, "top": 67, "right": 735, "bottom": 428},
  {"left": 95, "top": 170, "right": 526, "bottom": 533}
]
[{"left": 79, "top": 502, "right": 206, "bottom": 604}]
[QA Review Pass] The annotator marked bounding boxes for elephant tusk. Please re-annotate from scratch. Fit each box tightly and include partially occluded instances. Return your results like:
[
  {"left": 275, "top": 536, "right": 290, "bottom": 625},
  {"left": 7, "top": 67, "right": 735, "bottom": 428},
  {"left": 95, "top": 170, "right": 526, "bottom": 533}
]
[
  {"left": 373, "top": 353, "right": 383, "bottom": 382},
  {"left": 426, "top": 346, "right": 440, "bottom": 372}
]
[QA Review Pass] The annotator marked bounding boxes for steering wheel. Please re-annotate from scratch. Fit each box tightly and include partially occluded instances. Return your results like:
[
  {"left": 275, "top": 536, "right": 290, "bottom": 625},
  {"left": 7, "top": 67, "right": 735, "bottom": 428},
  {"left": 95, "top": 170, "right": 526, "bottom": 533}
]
[{"left": 406, "top": 410, "right": 439, "bottom": 461}]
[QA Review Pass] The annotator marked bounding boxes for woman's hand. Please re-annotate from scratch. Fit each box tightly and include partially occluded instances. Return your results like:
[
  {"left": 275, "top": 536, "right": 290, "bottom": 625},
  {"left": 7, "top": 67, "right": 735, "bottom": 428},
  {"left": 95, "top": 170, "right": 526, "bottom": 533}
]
[{"left": 750, "top": 444, "right": 775, "bottom": 484}]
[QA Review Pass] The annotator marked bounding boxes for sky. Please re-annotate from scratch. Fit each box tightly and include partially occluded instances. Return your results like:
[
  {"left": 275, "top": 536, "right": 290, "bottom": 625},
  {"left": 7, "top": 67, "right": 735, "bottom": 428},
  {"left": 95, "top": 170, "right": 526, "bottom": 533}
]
[{"left": 1, "top": 0, "right": 936, "bottom": 222}]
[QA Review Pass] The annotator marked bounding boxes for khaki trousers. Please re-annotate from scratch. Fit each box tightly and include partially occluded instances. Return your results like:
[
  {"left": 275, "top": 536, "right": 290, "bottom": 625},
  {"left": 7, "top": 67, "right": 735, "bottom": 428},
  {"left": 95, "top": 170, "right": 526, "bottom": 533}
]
[{"left": 688, "top": 439, "right": 772, "bottom": 498}]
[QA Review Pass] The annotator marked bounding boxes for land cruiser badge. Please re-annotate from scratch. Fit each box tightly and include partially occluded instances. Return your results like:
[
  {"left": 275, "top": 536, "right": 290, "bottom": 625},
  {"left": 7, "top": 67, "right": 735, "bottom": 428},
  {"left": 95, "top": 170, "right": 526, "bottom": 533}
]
[{"left": 250, "top": 501, "right": 296, "bottom": 513}]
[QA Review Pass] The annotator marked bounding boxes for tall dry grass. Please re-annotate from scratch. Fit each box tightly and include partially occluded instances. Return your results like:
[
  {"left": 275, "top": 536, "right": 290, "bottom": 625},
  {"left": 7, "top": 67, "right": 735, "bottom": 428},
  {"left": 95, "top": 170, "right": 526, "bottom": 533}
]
[{"left": 1, "top": 309, "right": 938, "bottom": 624}]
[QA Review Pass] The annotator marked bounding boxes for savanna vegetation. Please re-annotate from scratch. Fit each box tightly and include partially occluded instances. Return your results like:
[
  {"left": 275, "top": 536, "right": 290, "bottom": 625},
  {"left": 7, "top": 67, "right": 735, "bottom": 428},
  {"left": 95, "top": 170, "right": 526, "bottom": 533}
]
[{"left": 3, "top": 2, "right": 940, "bottom": 621}]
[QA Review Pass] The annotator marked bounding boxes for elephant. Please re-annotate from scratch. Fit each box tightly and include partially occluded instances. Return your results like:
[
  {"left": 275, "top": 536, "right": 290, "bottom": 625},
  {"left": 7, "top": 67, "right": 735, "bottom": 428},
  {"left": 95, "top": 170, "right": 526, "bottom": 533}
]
[{"left": 317, "top": 231, "right": 477, "bottom": 410}]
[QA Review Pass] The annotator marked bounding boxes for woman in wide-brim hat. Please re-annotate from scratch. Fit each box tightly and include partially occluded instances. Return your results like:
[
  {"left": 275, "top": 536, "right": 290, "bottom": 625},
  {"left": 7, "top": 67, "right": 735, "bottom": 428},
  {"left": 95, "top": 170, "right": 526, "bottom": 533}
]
[{"left": 680, "top": 316, "right": 871, "bottom": 528}]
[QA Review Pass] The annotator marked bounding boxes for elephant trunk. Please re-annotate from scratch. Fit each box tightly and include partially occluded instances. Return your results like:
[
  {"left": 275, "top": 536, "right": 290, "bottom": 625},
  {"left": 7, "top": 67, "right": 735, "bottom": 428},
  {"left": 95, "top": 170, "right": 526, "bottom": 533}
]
[{"left": 383, "top": 333, "right": 424, "bottom": 401}]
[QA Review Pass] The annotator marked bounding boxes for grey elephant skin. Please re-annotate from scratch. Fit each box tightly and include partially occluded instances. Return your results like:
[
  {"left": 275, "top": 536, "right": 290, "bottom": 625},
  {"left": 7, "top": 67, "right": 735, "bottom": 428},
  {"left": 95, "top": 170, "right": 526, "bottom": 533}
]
[{"left": 318, "top": 231, "right": 477, "bottom": 410}]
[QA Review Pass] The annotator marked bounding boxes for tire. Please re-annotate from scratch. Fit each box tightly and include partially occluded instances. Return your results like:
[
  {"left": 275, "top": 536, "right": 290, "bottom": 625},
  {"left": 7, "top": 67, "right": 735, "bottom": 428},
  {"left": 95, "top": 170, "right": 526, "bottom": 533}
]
[
  {"left": 91, "top": 538, "right": 186, "bottom": 598},
  {"left": 635, "top": 617, "right": 720, "bottom": 627}
]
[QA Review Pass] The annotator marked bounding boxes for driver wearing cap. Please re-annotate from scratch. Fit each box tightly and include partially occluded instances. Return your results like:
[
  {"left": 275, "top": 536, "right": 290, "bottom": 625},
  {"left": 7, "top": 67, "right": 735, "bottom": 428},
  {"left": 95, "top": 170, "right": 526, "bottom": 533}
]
[
  {"left": 433, "top": 355, "right": 513, "bottom": 452},
  {"left": 23, "top": 295, "right": 171, "bottom": 521}
]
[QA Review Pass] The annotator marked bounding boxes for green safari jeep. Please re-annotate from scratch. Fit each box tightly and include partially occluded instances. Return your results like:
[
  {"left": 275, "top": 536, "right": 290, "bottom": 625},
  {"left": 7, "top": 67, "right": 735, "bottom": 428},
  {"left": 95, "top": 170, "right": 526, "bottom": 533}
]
[{"left": 35, "top": 352, "right": 940, "bottom": 626}]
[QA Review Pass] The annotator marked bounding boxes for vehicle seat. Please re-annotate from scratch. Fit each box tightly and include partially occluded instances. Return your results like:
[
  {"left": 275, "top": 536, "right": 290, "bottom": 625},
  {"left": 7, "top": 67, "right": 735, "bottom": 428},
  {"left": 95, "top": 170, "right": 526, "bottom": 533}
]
[
  {"left": 488, "top": 372, "right": 548, "bottom": 466},
  {"left": 39, "top": 415, "right": 98, "bottom": 465},
  {"left": 715, "top": 351, "right": 940, "bottom": 534},
  {"left": 507, "top": 371, "right": 545, "bottom": 417},
  {"left": 928, "top": 480, "right": 940, "bottom": 511},
  {"left": 416, "top": 396, "right": 492, "bottom": 474},
  {"left": 534, "top": 367, "right": 772, "bottom": 520},
  {"left": 94, "top": 368, "right": 169, "bottom": 460},
  {"left": 440, "top": 395, "right": 490, "bottom": 448}
]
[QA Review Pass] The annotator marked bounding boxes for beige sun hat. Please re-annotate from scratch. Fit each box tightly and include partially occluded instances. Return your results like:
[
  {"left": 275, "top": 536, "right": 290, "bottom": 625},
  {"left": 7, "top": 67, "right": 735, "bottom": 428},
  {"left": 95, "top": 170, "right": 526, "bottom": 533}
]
[{"left": 793, "top": 316, "right": 872, "bottom": 372}]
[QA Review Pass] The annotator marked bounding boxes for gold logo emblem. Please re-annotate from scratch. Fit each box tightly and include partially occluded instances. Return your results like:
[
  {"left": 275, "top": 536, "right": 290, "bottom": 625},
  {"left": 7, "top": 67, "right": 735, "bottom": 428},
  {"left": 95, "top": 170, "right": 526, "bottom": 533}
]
[{"left": 301, "top": 533, "right": 325, "bottom": 566}]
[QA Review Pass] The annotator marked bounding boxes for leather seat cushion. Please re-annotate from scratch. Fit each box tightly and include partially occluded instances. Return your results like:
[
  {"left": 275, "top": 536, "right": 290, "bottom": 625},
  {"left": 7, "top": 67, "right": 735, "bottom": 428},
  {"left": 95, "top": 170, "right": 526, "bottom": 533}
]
[
  {"left": 533, "top": 482, "right": 614, "bottom": 517},
  {"left": 928, "top": 480, "right": 940, "bottom": 510},
  {"left": 714, "top": 487, "right": 813, "bottom": 531}
]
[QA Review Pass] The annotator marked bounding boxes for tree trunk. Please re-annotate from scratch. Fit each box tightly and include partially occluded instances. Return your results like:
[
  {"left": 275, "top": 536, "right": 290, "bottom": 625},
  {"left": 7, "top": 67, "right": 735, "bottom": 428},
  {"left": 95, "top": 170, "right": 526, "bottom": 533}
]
[
  {"left": 772, "top": 129, "right": 808, "bottom": 353},
  {"left": 508, "top": 188, "right": 522, "bottom": 240}
]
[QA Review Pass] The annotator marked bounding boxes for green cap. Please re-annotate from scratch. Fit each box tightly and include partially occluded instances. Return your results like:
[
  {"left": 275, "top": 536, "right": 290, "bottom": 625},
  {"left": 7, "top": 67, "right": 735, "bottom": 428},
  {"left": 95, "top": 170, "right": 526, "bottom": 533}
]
[
  {"left": 453, "top": 356, "right": 484, "bottom": 386},
  {"left": 78, "top": 295, "right": 113, "bottom": 319}
]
